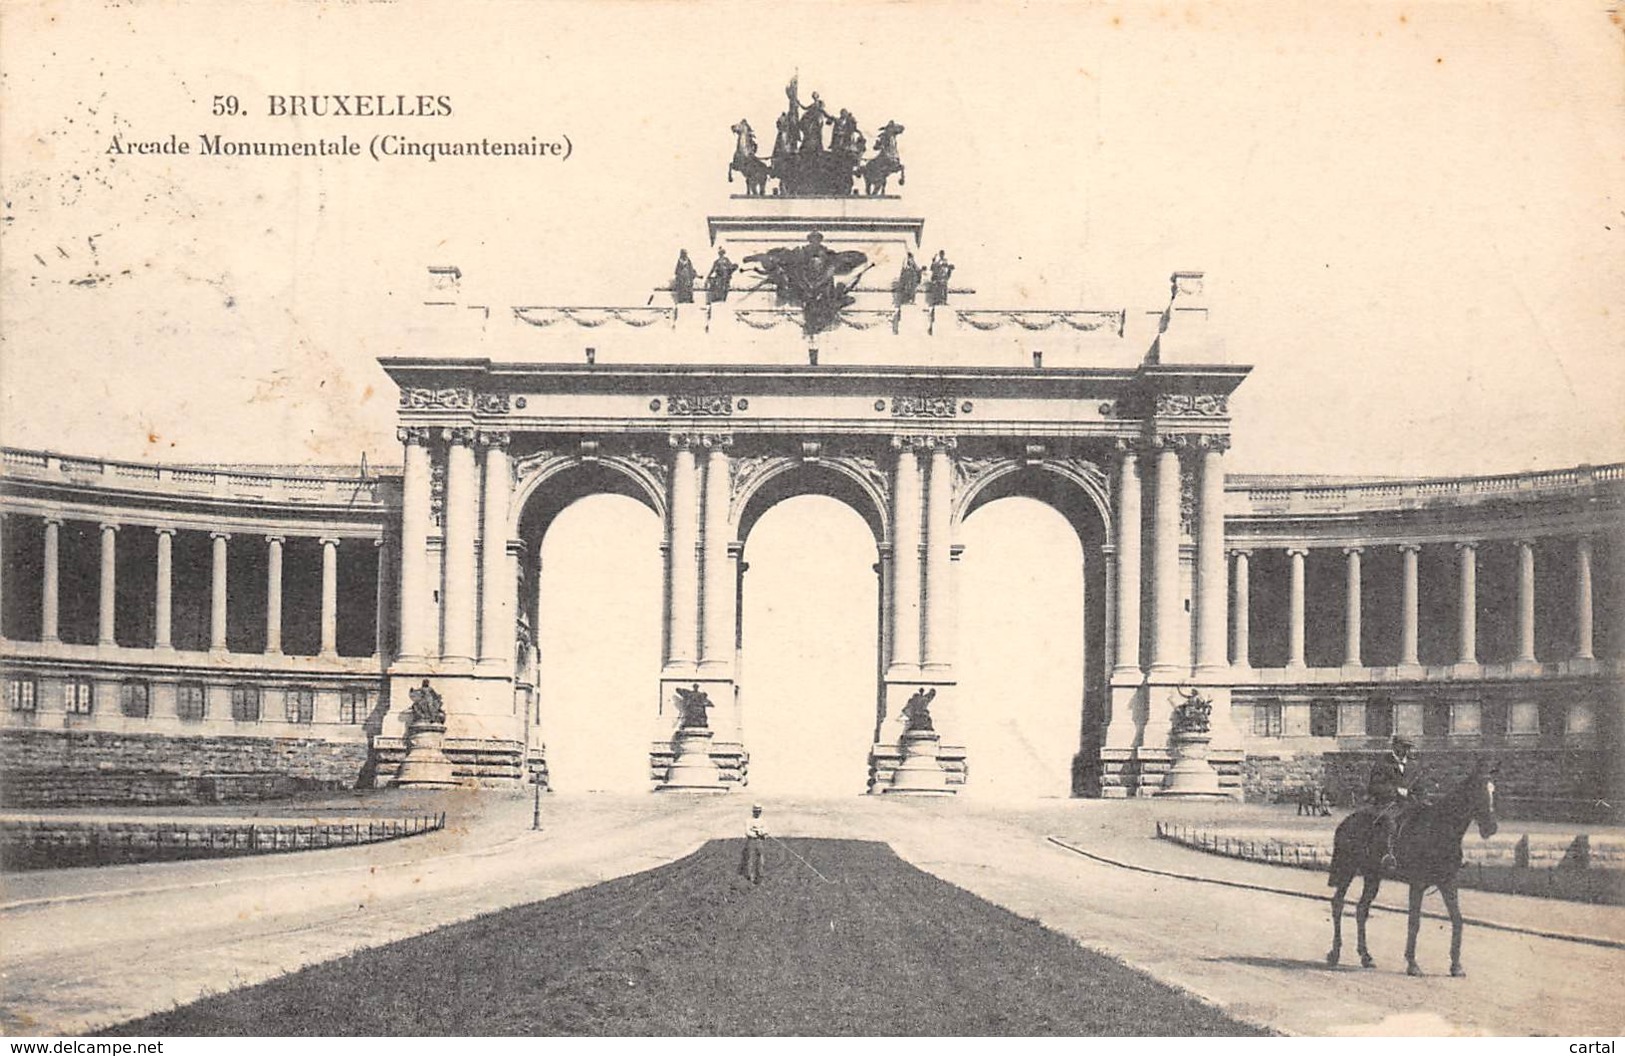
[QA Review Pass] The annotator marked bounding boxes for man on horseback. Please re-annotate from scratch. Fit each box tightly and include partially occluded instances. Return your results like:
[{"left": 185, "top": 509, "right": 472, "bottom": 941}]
[{"left": 1370, "top": 735, "right": 1416, "bottom": 869}]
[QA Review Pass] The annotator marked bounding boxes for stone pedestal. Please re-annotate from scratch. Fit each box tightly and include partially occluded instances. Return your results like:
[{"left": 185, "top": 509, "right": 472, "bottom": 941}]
[
  {"left": 1155, "top": 732, "right": 1226, "bottom": 799},
  {"left": 658, "top": 727, "right": 729, "bottom": 792},
  {"left": 396, "top": 722, "right": 461, "bottom": 789},
  {"left": 884, "top": 730, "right": 953, "bottom": 795}
]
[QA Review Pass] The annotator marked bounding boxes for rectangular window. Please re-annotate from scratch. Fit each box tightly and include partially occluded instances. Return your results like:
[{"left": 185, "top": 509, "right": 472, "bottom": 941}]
[
  {"left": 121, "top": 680, "right": 151, "bottom": 718},
  {"left": 1365, "top": 696, "right": 1395, "bottom": 738},
  {"left": 339, "top": 688, "right": 368, "bottom": 725},
  {"left": 65, "top": 678, "right": 95, "bottom": 715},
  {"left": 285, "top": 687, "right": 315, "bottom": 724},
  {"left": 230, "top": 685, "right": 261, "bottom": 723},
  {"left": 1423, "top": 699, "right": 1450, "bottom": 738},
  {"left": 1309, "top": 700, "right": 1339, "bottom": 738},
  {"left": 177, "top": 682, "right": 207, "bottom": 721},
  {"left": 1252, "top": 702, "right": 1283, "bottom": 738},
  {"left": 7, "top": 677, "right": 38, "bottom": 712}
]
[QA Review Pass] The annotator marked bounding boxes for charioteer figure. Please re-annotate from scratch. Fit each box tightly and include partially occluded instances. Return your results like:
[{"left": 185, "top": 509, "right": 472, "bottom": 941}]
[
  {"left": 797, "top": 91, "right": 833, "bottom": 153},
  {"left": 1370, "top": 735, "right": 1417, "bottom": 869}
]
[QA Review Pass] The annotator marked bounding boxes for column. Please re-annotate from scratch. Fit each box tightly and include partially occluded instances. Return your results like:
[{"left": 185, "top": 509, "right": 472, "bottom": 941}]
[
  {"left": 1194, "top": 437, "right": 1228, "bottom": 673},
  {"left": 700, "top": 437, "right": 735, "bottom": 667},
  {"left": 153, "top": 528, "right": 174, "bottom": 649},
  {"left": 478, "top": 431, "right": 514, "bottom": 670},
  {"left": 396, "top": 427, "right": 433, "bottom": 661},
  {"left": 373, "top": 538, "right": 391, "bottom": 659},
  {"left": 1575, "top": 536, "right": 1594, "bottom": 661},
  {"left": 1286, "top": 547, "right": 1307, "bottom": 669},
  {"left": 209, "top": 531, "right": 230, "bottom": 652},
  {"left": 1230, "top": 549, "right": 1251, "bottom": 668},
  {"left": 1111, "top": 443, "right": 1142, "bottom": 680},
  {"left": 1398, "top": 543, "right": 1421, "bottom": 668},
  {"left": 98, "top": 522, "right": 118, "bottom": 646},
  {"left": 1342, "top": 547, "right": 1363, "bottom": 667},
  {"left": 440, "top": 427, "right": 479, "bottom": 663},
  {"left": 666, "top": 436, "right": 700, "bottom": 666},
  {"left": 40, "top": 517, "right": 61, "bottom": 643},
  {"left": 889, "top": 439, "right": 923, "bottom": 672},
  {"left": 319, "top": 536, "right": 339, "bottom": 657},
  {"left": 1455, "top": 541, "right": 1477, "bottom": 666},
  {"left": 1516, "top": 539, "right": 1537, "bottom": 664},
  {"left": 1148, "top": 437, "right": 1185, "bottom": 676},
  {"left": 264, "top": 535, "right": 284, "bottom": 654},
  {"left": 923, "top": 440, "right": 955, "bottom": 670}
]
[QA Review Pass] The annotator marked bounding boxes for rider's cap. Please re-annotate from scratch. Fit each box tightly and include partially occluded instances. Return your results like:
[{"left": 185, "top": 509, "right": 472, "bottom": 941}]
[{"left": 751, "top": 803, "right": 763, "bottom": 812}]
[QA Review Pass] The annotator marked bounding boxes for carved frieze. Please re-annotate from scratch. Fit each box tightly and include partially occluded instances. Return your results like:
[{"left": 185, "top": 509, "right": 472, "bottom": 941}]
[
  {"left": 1154, "top": 393, "right": 1229, "bottom": 418},
  {"left": 667, "top": 395, "right": 735, "bottom": 417},
  {"left": 475, "top": 392, "right": 511, "bottom": 415},
  {"left": 400, "top": 387, "right": 475, "bottom": 411},
  {"left": 891, "top": 395, "right": 958, "bottom": 419}
]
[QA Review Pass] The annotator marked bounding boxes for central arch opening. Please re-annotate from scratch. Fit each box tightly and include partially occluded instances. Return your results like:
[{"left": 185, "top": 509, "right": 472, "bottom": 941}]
[
  {"left": 534, "top": 493, "right": 661, "bottom": 793},
  {"left": 739, "top": 494, "right": 879, "bottom": 796}
]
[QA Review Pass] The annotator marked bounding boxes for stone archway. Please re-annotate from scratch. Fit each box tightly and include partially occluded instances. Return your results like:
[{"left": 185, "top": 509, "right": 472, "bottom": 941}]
[
  {"left": 514, "top": 456, "right": 666, "bottom": 792},
  {"left": 955, "top": 459, "right": 1112, "bottom": 797},
  {"left": 731, "top": 457, "right": 890, "bottom": 795}
]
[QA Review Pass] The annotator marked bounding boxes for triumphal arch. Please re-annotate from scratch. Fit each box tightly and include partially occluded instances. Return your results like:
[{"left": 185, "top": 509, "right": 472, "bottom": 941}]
[{"left": 379, "top": 85, "right": 1249, "bottom": 796}]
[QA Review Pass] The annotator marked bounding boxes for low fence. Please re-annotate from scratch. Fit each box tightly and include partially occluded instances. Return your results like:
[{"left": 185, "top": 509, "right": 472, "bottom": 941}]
[
  {"left": 0, "top": 812, "right": 446, "bottom": 871},
  {"left": 1154, "top": 821, "right": 1623, "bottom": 905}
]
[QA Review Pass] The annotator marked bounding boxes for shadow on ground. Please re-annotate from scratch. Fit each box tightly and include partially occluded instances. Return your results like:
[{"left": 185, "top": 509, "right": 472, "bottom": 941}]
[{"left": 102, "top": 838, "right": 1267, "bottom": 1036}]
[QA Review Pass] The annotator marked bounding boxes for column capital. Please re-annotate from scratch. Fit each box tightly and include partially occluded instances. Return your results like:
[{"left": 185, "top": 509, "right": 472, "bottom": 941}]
[
  {"left": 153, "top": 526, "right": 177, "bottom": 538},
  {"left": 210, "top": 530, "right": 232, "bottom": 541},
  {"left": 1515, "top": 537, "right": 1538, "bottom": 551},
  {"left": 1453, "top": 539, "right": 1480, "bottom": 552},
  {"left": 264, "top": 533, "right": 286, "bottom": 545},
  {"left": 1397, "top": 542, "right": 1423, "bottom": 554},
  {"left": 1228, "top": 546, "right": 1252, "bottom": 559},
  {"left": 669, "top": 431, "right": 732, "bottom": 450},
  {"left": 397, "top": 425, "right": 434, "bottom": 446},
  {"left": 98, "top": 521, "right": 120, "bottom": 533},
  {"left": 1113, "top": 436, "right": 1142, "bottom": 457},
  {"left": 1195, "top": 433, "right": 1232, "bottom": 453},
  {"left": 1341, "top": 545, "right": 1364, "bottom": 556},
  {"left": 441, "top": 425, "right": 479, "bottom": 446},
  {"left": 1149, "top": 431, "right": 1193, "bottom": 451},
  {"left": 42, "top": 515, "right": 64, "bottom": 527},
  {"left": 318, "top": 535, "right": 341, "bottom": 548},
  {"left": 477, "top": 428, "right": 512, "bottom": 449},
  {"left": 1285, "top": 546, "right": 1310, "bottom": 558}
]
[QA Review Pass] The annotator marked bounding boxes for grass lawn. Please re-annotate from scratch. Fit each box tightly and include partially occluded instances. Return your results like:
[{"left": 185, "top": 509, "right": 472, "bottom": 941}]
[{"left": 103, "top": 839, "right": 1267, "bottom": 1036}]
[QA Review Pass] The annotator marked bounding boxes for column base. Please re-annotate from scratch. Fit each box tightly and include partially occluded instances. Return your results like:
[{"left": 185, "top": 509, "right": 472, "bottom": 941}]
[{"left": 1154, "top": 733, "right": 1226, "bottom": 799}]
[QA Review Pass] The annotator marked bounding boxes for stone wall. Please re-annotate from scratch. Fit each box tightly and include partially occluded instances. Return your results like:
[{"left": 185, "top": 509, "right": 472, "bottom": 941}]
[
  {"left": 1240, "top": 753, "right": 1329, "bottom": 805},
  {"left": 0, "top": 728, "right": 370, "bottom": 807}
]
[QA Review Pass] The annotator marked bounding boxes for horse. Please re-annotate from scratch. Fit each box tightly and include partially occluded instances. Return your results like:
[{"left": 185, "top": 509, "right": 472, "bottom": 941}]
[
  {"left": 860, "top": 153, "right": 903, "bottom": 196},
  {"left": 1326, "top": 760, "right": 1498, "bottom": 977},
  {"left": 729, "top": 121, "right": 769, "bottom": 197}
]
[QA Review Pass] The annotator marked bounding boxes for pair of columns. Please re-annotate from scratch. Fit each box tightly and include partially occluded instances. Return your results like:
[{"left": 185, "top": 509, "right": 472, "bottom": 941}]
[
  {"left": 33, "top": 518, "right": 345, "bottom": 655},
  {"left": 1111, "top": 434, "right": 1229, "bottom": 682},
  {"left": 1230, "top": 537, "right": 1595, "bottom": 669},
  {"left": 664, "top": 434, "right": 736, "bottom": 669},
  {"left": 396, "top": 426, "right": 514, "bottom": 669},
  {"left": 886, "top": 437, "right": 956, "bottom": 674}
]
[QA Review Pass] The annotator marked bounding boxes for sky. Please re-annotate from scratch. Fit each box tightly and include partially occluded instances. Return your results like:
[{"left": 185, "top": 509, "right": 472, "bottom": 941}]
[{"left": 1, "top": 0, "right": 1621, "bottom": 478}]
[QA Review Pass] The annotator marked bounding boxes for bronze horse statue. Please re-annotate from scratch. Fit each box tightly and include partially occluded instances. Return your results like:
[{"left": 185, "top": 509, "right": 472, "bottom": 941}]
[
  {"left": 1326, "top": 760, "right": 1499, "bottom": 977},
  {"left": 729, "top": 120, "right": 770, "bottom": 197}
]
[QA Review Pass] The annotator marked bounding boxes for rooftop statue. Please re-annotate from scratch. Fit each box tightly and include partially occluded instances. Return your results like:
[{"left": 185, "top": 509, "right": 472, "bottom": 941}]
[
  {"left": 743, "top": 231, "right": 872, "bottom": 336},
  {"left": 731, "top": 80, "right": 906, "bottom": 198}
]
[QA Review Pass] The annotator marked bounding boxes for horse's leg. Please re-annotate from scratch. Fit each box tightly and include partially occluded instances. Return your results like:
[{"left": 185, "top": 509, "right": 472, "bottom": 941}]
[
  {"left": 1441, "top": 880, "right": 1466, "bottom": 976},
  {"left": 1354, "top": 873, "right": 1379, "bottom": 968},
  {"left": 1405, "top": 883, "right": 1426, "bottom": 976},
  {"left": 1327, "top": 876, "right": 1352, "bottom": 966}
]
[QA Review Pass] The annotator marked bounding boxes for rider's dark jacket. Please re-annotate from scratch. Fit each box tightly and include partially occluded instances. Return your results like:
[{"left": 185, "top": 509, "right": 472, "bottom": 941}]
[{"left": 1368, "top": 753, "right": 1413, "bottom": 806}]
